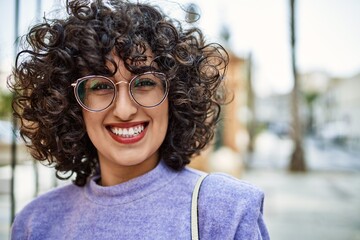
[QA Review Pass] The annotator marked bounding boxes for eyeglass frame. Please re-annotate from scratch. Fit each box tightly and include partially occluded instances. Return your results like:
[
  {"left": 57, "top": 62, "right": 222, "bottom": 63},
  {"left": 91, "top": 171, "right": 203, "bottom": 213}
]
[{"left": 71, "top": 71, "right": 169, "bottom": 112}]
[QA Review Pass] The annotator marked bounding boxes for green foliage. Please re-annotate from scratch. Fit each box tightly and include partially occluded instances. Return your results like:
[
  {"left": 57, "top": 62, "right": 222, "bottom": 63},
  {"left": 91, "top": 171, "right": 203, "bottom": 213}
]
[
  {"left": 303, "top": 91, "right": 319, "bottom": 106},
  {"left": 0, "top": 90, "right": 13, "bottom": 119}
]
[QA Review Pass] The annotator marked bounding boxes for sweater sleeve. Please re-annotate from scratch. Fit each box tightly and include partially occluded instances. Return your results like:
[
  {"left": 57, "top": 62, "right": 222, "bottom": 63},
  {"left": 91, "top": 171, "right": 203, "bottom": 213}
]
[
  {"left": 10, "top": 216, "right": 27, "bottom": 240},
  {"left": 198, "top": 173, "right": 270, "bottom": 240},
  {"left": 234, "top": 191, "right": 270, "bottom": 240}
]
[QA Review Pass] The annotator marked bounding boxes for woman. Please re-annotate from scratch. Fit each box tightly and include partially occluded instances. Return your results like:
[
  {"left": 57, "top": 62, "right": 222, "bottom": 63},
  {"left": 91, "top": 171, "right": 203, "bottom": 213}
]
[{"left": 9, "top": 0, "right": 270, "bottom": 239}]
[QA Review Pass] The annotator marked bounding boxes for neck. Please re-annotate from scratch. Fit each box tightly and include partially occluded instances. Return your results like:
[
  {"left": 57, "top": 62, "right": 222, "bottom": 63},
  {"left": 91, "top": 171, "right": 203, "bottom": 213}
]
[{"left": 98, "top": 158, "right": 159, "bottom": 186}]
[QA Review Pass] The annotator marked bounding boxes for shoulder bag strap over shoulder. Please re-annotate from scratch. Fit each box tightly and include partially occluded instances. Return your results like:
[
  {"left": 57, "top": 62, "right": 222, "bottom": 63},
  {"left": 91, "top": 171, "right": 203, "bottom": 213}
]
[{"left": 191, "top": 174, "right": 209, "bottom": 240}]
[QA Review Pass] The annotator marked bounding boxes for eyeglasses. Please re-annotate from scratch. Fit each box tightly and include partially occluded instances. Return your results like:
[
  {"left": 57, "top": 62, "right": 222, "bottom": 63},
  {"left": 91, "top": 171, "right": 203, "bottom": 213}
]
[{"left": 71, "top": 72, "right": 169, "bottom": 112}]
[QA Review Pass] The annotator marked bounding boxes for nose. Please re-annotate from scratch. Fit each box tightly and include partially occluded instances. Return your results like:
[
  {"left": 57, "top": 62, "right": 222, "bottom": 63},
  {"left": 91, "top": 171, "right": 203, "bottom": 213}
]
[{"left": 112, "top": 83, "right": 138, "bottom": 121}]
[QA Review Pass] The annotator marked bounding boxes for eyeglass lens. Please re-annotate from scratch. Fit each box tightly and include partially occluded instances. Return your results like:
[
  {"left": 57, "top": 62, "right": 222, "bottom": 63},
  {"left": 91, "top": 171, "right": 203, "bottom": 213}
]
[{"left": 75, "top": 72, "right": 167, "bottom": 111}]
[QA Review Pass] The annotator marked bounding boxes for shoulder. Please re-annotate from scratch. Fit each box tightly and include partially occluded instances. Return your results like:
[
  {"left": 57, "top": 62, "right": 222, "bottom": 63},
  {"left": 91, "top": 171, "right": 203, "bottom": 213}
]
[
  {"left": 196, "top": 173, "right": 268, "bottom": 238},
  {"left": 202, "top": 172, "right": 264, "bottom": 205},
  {"left": 198, "top": 172, "right": 265, "bottom": 220},
  {"left": 179, "top": 167, "right": 264, "bottom": 205},
  {"left": 23, "top": 183, "right": 80, "bottom": 210},
  {"left": 12, "top": 183, "right": 81, "bottom": 231},
  {"left": 198, "top": 173, "right": 266, "bottom": 239}
]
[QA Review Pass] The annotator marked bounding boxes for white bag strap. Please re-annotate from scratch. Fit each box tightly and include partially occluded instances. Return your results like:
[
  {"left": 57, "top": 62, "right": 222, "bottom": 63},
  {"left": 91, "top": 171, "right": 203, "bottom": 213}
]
[{"left": 191, "top": 174, "right": 208, "bottom": 240}]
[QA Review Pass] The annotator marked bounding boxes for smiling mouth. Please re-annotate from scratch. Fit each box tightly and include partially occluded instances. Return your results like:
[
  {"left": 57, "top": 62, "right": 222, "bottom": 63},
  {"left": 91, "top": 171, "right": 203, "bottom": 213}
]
[{"left": 109, "top": 124, "right": 146, "bottom": 138}]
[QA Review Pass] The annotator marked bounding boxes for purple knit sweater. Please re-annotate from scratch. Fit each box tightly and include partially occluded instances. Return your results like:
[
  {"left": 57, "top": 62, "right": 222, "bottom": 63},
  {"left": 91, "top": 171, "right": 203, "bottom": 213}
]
[{"left": 11, "top": 161, "right": 270, "bottom": 239}]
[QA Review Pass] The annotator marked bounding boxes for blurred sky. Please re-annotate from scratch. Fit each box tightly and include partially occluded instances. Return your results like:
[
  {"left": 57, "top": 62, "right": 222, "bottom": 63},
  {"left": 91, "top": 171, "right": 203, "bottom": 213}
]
[{"left": 1, "top": 0, "right": 359, "bottom": 96}]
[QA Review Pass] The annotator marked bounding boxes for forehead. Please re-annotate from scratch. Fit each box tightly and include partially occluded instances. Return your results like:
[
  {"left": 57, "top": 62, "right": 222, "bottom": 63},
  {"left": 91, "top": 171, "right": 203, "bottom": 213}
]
[
  {"left": 104, "top": 51, "right": 157, "bottom": 82},
  {"left": 107, "top": 49, "right": 155, "bottom": 70}
]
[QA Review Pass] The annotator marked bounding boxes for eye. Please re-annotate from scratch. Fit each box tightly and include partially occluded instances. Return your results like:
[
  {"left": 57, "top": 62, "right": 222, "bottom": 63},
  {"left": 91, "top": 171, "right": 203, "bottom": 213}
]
[
  {"left": 86, "top": 78, "right": 114, "bottom": 94},
  {"left": 132, "top": 78, "right": 157, "bottom": 89},
  {"left": 90, "top": 82, "right": 113, "bottom": 90}
]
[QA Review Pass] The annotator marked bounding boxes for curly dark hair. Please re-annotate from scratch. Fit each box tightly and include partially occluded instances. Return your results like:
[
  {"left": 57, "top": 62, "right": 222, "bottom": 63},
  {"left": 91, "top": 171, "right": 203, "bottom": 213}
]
[{"left": 8, "top": 0, "right": 229, "bottom": 186}]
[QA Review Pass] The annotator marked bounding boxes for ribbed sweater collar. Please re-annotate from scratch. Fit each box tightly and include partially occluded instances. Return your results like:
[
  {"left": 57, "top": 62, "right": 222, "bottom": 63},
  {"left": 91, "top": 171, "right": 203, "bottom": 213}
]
[{"left": 83, "top": 160, "right": 178, "bottom": 206}]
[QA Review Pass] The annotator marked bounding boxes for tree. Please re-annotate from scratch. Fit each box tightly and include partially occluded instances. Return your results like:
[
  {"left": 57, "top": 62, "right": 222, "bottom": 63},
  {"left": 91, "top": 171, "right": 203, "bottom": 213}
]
[
  {"left": 0, "top": 90, "right": 13, "bottom": 119},
  {"left": 246, "top": 53, "right": 256, "bottom": 153},
  {"left": 303, "top": 91, "right": 319, "bottom": 133},
  {"left": 289, "top": 0, "right": 307, "bottom": 171}
]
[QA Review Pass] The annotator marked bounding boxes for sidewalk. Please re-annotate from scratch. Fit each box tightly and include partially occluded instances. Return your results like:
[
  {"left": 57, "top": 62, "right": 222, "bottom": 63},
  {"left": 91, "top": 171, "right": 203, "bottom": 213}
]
[
  {"left": 241, "top": 132, "right": 360, "bottom": 240},
  {"left": 243, "top": 169, "right": 360, "bottom": 240}
]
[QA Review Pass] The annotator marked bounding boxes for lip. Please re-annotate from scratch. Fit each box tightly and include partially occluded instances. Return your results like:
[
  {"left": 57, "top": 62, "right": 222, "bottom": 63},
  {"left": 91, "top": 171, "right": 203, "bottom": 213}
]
[{"left": 106, "top": 122, "right": 148, "bottom": 144}]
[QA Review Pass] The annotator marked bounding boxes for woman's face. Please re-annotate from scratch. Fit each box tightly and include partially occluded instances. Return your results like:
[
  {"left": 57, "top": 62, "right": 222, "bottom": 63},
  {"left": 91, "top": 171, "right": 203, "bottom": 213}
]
[{"left": 82, "top": 55, "right": 169, "bottom": 186}]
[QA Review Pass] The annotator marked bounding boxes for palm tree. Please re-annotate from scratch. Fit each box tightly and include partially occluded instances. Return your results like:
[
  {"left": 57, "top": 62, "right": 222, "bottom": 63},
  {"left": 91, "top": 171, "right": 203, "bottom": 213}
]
[{"left": 289, "top": 0, "right": 307, "bottom": 171}]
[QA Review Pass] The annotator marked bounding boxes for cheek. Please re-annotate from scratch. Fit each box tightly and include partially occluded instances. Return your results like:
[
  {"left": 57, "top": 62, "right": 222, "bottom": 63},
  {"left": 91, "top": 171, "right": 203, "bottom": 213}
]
[
  {"left": 82, "top": 111, "right": 91, "bottom": 130},
  {"left": 152, "top": 102, "right": 169, "bottom": 134},
  {"left": 160, "top": 102, "right": 169, "bottom": 128},
  {"left": 162, "top": 109, "right": 170, "bottom": 139},
  {"left": 82, "top": 110, "right": 101, "bottom": 134}
]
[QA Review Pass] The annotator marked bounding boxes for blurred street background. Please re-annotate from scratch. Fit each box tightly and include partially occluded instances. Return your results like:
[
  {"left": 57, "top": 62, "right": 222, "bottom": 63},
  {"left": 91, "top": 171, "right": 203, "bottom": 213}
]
[{"left": 1, "top": 0, "right": 360, "bottom": 239}]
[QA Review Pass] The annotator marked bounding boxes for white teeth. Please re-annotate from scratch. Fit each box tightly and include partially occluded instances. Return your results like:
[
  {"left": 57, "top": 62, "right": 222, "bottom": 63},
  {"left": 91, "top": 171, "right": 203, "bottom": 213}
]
[
  {"left": 128, "top": 128, "right": 134, "bottom": 135},
  {"left": 110, "top": 124, "right": 145, "bottom": 138}
]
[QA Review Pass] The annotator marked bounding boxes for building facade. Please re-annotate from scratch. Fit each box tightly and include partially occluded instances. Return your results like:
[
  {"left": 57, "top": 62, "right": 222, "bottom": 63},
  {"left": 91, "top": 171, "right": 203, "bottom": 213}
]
[{"left": 313, "top": 73, "right": 360, "bottom": 150}]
